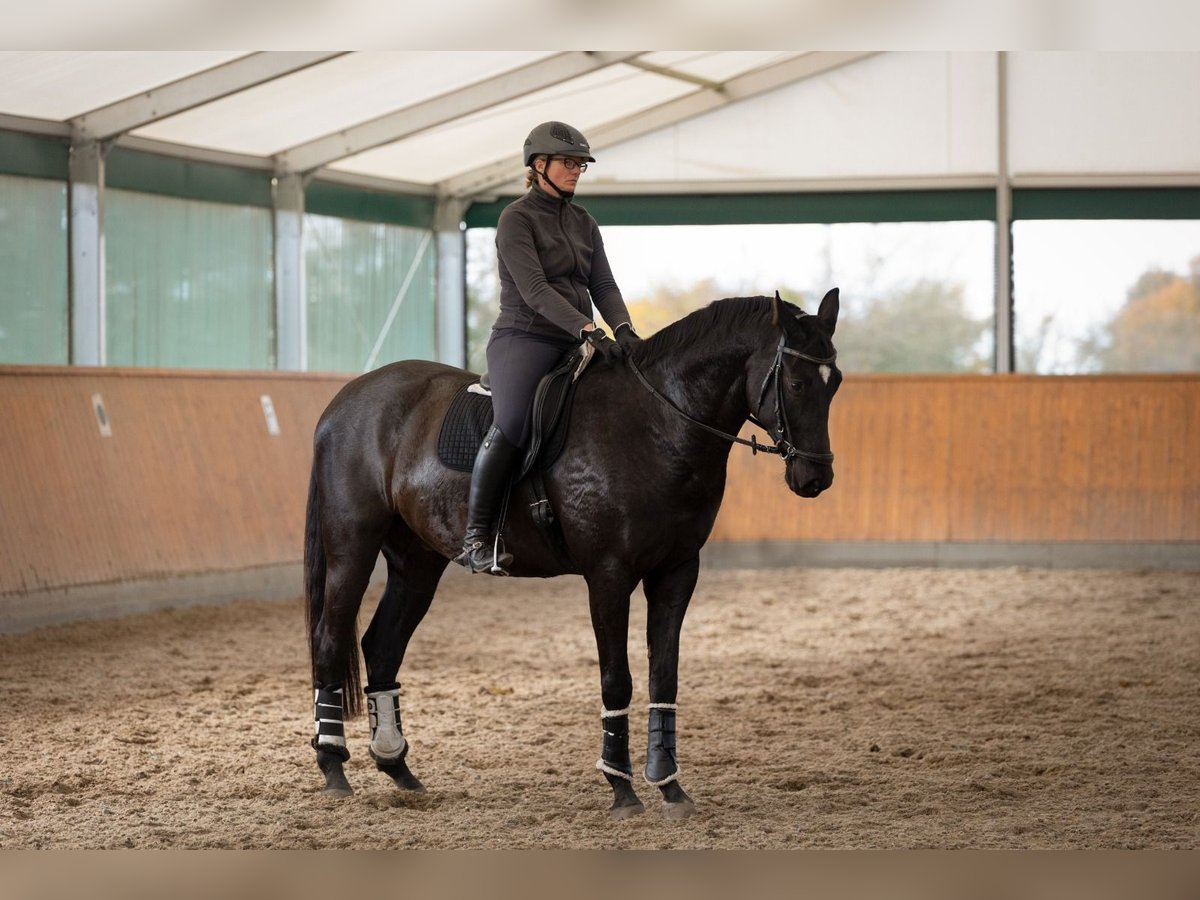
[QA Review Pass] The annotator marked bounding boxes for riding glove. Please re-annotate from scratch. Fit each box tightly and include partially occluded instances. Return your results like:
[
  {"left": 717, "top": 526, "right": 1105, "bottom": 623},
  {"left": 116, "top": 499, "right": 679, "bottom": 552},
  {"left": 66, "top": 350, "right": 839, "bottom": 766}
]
[
  {"left": 614, "top": 322, "right": 641, "bottom": 352},
  {"left": 584, "top": 328, "right": 625, "bottom": 366}
]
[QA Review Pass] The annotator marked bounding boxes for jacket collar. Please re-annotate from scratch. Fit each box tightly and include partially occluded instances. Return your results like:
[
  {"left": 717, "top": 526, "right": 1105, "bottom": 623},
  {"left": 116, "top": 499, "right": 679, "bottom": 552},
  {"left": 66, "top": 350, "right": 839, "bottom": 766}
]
[{"left": 527, "top": 183, "right": 573, "bottom": 209}]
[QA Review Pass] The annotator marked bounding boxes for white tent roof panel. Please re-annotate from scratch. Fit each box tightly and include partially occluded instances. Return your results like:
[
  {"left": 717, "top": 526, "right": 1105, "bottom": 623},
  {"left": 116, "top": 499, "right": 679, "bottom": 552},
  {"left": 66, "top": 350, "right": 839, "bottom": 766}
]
[
  {"left": 131, "top": 51, "right": 556, "bottom": 156},
  {"left": 1008, "top": 52, "right": 1200, "bottom": 175},
  {"left": 0, "top": 51, "right": 1197, "bottom": 196},
  {"left": 596, "top": 52, "right": 998, "bottom": 183},
  {"left": 0, "top": 51, "right": 243, "bottom": 120},
  {"left": 327, "top": 62, "right": 705, "bottom": 185},
  {"left": 323, "top": 53, "right": 813, "bottom": 187}
]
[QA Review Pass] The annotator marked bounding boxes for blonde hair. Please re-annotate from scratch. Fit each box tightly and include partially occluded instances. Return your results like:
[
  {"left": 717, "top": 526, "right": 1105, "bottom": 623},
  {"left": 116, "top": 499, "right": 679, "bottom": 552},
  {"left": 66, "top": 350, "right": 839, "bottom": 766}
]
[{"left": 525, "top": 155, "right": 547, "bottom": 189}]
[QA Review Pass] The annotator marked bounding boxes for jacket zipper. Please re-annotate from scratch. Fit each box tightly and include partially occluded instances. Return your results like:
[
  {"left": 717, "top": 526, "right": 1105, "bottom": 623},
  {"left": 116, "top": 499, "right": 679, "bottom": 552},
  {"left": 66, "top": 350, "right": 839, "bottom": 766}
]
[{"left": 560, "top": 202, "right": 589, "bottom": 324}]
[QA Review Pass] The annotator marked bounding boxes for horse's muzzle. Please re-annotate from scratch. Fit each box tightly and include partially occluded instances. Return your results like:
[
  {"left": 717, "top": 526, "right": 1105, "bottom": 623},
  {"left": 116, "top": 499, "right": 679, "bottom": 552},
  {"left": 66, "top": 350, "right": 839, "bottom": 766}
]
[{"left": 787, "top": 460, "right": 834, "bottom": 498}]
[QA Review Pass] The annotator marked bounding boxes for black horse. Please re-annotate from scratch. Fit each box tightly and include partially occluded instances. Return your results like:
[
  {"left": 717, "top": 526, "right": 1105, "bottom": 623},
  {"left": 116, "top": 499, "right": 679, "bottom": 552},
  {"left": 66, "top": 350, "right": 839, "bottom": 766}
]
[{"left": 305, "top": 290, "right": 841, "bottom": 819}]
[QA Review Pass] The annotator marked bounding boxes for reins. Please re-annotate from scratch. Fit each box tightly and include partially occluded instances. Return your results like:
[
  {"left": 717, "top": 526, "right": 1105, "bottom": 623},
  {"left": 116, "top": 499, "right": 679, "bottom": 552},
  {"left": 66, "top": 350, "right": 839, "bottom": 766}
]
[
  {"left": 623, "top": 331, "right": 836, "bottom": 465},
  {"left": 625, "top": 355, "right": 777, "bottom": 455}
]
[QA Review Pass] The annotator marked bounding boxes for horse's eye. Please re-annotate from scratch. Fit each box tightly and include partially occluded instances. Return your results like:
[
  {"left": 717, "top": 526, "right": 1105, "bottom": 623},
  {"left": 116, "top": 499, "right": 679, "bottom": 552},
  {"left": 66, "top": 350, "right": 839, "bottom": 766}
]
[{"left": 789, "top": 380, "right": 804, "bottom": 391}]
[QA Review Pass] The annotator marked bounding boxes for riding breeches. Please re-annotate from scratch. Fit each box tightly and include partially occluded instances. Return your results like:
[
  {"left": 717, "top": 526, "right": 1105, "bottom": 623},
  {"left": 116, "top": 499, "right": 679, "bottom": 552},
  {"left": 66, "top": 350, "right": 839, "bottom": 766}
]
[{"left": 486, "top": 327, "right": 577, "bottom": 447}]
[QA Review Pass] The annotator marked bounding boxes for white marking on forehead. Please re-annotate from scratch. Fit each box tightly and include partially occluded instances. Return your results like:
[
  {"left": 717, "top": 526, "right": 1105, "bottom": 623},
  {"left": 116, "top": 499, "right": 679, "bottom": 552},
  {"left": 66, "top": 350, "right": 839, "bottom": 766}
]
[{"left": 819, "top": 364, "right": 832, "bottom": 384}]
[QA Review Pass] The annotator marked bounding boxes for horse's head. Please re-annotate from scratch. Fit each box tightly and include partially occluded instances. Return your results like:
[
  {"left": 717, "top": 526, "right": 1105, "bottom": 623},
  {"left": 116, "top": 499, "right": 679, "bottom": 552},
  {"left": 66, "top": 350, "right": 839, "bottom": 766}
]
[{"left": 760, "top": 288, "right": 841, "bottom": 499}]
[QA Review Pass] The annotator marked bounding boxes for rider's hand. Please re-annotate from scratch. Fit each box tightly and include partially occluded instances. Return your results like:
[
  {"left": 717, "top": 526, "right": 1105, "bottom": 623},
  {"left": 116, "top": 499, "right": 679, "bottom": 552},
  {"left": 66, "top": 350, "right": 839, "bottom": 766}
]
[
  {"left": 613, "top": 322, "right": 641, "bottom": 353},
  {"left": 583, "top": 327, "right": 624, "bottom": 366}
]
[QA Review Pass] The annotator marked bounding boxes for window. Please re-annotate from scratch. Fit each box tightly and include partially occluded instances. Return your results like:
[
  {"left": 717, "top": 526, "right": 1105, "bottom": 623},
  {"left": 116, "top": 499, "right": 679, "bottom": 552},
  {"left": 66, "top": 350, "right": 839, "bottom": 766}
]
[
  {"left": 467, "top": 221, "right": 996, "bottom": 373},
  {"left": 1013, "top": 220, "right": 1200, "bottom": 373},
  {"left": 466, "top": 228, "right": 499, "bottom": 374}
]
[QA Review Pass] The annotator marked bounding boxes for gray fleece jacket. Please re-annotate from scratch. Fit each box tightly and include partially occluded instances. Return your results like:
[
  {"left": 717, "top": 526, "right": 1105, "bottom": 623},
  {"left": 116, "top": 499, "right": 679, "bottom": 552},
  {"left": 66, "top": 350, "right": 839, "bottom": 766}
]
[{"left": 493, "top": 185, "right": 632, "bottom": 340}]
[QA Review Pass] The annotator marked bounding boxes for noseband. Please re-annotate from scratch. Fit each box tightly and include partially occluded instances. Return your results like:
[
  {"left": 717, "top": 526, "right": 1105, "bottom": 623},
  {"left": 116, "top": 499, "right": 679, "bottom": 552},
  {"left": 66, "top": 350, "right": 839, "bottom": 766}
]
[{"left": 625, "top": 327, "right": 836, "bottom": 465}]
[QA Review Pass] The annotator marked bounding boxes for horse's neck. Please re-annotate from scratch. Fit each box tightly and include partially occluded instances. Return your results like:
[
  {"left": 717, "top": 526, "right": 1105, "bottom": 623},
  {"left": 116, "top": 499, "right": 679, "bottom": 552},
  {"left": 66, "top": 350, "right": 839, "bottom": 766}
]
[{"left": 641, "top": 330, "right": 763, "bottom": 437}]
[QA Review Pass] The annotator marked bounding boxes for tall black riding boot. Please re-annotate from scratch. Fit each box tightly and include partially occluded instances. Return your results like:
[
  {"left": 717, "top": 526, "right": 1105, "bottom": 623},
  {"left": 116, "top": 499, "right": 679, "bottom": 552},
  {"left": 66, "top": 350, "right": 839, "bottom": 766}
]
[{"left": 454, "top": 423, "right": 520, "bottom": 574}]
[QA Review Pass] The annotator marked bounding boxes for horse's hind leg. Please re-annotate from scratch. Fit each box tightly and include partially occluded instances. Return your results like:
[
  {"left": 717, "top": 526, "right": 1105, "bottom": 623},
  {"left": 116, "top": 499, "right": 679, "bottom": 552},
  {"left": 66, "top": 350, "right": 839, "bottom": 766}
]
[
  {"left": 643, "top": 555, "right": 700, "bottom": 819},
  {"left": 312, "top": 529, "right": 384, "bottom": 797},
  {"left": 586, "top": 565, "right": 645, "bottom": 820},
  {"left": 360, "top": 529, "right": 448, "bottom": 793}
]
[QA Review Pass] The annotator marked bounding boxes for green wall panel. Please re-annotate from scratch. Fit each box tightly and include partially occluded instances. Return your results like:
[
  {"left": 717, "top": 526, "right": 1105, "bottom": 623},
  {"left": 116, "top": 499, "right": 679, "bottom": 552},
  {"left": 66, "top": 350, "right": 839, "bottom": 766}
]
[
  {"left": 0, "top": 131, "right": 69, "bottom": 181},
  {"left": 305, "top": 214, "right": 436, "bottom": 373},
  {"left": 106, "top": 148, "right": 273, "bottom": 208},
  {"left": 468, "top": 187, "right": 1200, "bottom": 228},
  {"left": 105, "top": 190, "right": 274, "bottom": 369},
  {"left": 466, "top": 189, "right": 997, "bottom": 228},
  {"left": 306, "top": 181, "right": 435, "bottom": 229},
  {"left": 1013, "top": 188, "right": 1200, "bottom": 220},
  {"left": 0, "top": 174, "right": 68, "bottom": 364}
]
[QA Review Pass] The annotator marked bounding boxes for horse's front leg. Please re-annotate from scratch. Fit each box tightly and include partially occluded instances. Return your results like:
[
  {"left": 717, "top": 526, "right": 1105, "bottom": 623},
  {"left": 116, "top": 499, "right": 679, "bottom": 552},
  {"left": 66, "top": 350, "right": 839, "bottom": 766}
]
[
  {"left": 586, "top": 566, "right": 645, "bottom": 820},
  {"left": 643, "top": 555, "right": 699, "bottom": 819},
  {"left": 359, "top": 540, "right": 447, "bottom": 793}
]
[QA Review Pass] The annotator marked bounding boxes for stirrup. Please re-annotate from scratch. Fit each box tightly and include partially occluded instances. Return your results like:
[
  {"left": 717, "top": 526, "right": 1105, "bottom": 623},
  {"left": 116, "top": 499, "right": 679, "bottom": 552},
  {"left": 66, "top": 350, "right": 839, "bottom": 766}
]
[{"left": 454, "top": 539, "right": 513, "bottom": 575}]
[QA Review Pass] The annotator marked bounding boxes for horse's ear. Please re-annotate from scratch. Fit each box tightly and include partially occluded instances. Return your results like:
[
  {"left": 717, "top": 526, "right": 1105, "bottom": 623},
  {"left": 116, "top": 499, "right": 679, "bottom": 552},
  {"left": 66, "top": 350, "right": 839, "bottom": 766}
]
[
  {"left": 817, "top": 288, "right": 839, "bottom": 336},
  {"left": 772, "top": 290, "right": 782, "bottom": 326}
]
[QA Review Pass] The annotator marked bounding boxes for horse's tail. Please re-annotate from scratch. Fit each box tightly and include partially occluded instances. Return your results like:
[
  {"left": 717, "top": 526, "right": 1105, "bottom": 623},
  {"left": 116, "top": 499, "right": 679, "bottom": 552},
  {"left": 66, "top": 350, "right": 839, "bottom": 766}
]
[
  {"left": 303, "top": 462, "right": 327, "bottom": 687},
  {"left": 303, "top": 459, "right": 362, "bottom": 719}
]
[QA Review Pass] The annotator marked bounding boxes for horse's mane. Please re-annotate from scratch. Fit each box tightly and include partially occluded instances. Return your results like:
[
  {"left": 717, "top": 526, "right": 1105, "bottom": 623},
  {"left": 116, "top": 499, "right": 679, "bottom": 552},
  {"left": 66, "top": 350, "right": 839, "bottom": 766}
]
[{"left": 630, "top": 295, "right": 794, "bottom": 364}]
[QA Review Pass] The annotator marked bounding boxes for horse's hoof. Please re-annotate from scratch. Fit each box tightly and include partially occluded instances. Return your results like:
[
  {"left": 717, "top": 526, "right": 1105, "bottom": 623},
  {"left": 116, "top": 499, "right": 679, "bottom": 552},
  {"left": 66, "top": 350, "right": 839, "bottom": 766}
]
[
  {"left": 661, "top": 800, "right": 696, "bottom": 820},
  {"left": 316, "top": 745, "right": 354, "bottom": 796},
  {"left": 321, "top": 769, "right": 353, "bottom": 796},
  {"left": 608, "top": 801, "right": 646, "bottom": 821},
  {"left": 380, "top": 766, "right": 427, "bottom": 793},
  {"left": 318, "top": 756, "right": 353, "bottom": 797},
  {"left": 373, "top": 752, "right": 426, "bottom": 792}
]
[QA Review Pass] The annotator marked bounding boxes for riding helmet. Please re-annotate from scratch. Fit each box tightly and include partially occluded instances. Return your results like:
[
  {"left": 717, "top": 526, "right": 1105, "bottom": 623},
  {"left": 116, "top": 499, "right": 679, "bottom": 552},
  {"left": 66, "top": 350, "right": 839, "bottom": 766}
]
[{"left": 523, "top": 121, "right": 595, "bottom": 167}]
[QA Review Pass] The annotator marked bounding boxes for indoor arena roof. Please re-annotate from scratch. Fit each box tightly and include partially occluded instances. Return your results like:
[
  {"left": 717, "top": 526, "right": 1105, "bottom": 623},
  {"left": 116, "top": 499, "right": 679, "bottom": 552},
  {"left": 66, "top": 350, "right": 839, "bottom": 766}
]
[{"left": 1, "top": 50, "right": 1198, "bottom": 201}]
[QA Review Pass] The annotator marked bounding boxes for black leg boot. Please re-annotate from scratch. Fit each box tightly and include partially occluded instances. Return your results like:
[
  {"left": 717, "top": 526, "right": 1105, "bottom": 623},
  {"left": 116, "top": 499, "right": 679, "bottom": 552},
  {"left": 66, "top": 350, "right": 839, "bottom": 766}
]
[{"left": 454, "top": 424, "right": 520, "bottom": 574}]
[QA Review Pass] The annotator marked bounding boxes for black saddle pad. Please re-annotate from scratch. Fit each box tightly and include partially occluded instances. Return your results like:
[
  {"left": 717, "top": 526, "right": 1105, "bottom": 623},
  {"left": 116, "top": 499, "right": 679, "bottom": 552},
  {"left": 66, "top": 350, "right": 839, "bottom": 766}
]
[{"left": 436, "top": 388, "right": 495, "bottom": 472}]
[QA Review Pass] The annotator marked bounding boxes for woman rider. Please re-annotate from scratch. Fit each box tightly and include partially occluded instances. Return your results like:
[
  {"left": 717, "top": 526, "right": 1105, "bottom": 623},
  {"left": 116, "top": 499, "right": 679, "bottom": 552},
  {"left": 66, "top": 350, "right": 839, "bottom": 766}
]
[{"left": 454, "top": 121, "right": 640, "bottom": 575}]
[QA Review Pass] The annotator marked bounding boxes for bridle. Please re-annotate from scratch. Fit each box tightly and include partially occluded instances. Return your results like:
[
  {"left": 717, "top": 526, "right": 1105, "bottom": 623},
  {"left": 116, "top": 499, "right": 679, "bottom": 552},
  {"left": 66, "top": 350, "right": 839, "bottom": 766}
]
[
  {"left": 748, "top": 333, "right": 837, "bottom": 465},
  {"left": 624, "top": 324, "right": 836, "bottom": 465}
]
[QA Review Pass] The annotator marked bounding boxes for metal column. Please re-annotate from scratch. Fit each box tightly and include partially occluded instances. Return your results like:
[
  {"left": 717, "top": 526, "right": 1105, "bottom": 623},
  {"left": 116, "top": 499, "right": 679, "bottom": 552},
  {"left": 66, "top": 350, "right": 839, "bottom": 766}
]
[
  {"left": 273, "top": 173, "right": 306, "bottom": 371},
  {"left": 994, "top": 51, "right": 1015, "bottom": 373},
  {"left": 435, "top": 197, "right": 467, "bottom": 369},
  {"left": 68, "top": 140, "right": 106, "bottom": 366}
]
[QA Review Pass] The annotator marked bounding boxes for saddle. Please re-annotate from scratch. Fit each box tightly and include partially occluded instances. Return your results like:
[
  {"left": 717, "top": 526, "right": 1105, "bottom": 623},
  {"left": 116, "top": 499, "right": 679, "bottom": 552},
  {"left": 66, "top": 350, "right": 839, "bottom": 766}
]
[{"left": 436, "top": 342, "right": 595, "bottom": 528}]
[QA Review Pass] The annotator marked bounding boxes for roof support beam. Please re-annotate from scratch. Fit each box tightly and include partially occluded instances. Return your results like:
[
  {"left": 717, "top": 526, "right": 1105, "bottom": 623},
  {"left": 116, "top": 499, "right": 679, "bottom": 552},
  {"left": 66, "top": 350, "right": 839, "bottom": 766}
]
[
  {"left": 70, "top": 52, "right": 347, "bottom": 142},
  {"left": 440, "top": 51, "right": 878, "bottom": 200},
  {"left": 624, "top": 58, "right": 724, "bottom": 92},
  {"left": 0, "top": 112, "right": 70, "bottom": 137},
  {"left": 274, "top": 51, "right": 644, "bottom": 176}
]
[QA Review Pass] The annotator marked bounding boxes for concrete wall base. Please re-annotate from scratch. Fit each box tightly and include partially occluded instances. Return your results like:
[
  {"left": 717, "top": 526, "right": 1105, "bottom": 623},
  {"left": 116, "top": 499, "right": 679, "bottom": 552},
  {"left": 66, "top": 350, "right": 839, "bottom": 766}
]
[
  {"left": 5, "top": 542, "right": 1197, "bottom": 634},
  {"left": 700, "top": 540, "right": 1200, "bottom": 571},
  {"left": 0, "top": 563, "right": 307, "bottom": 634}
]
